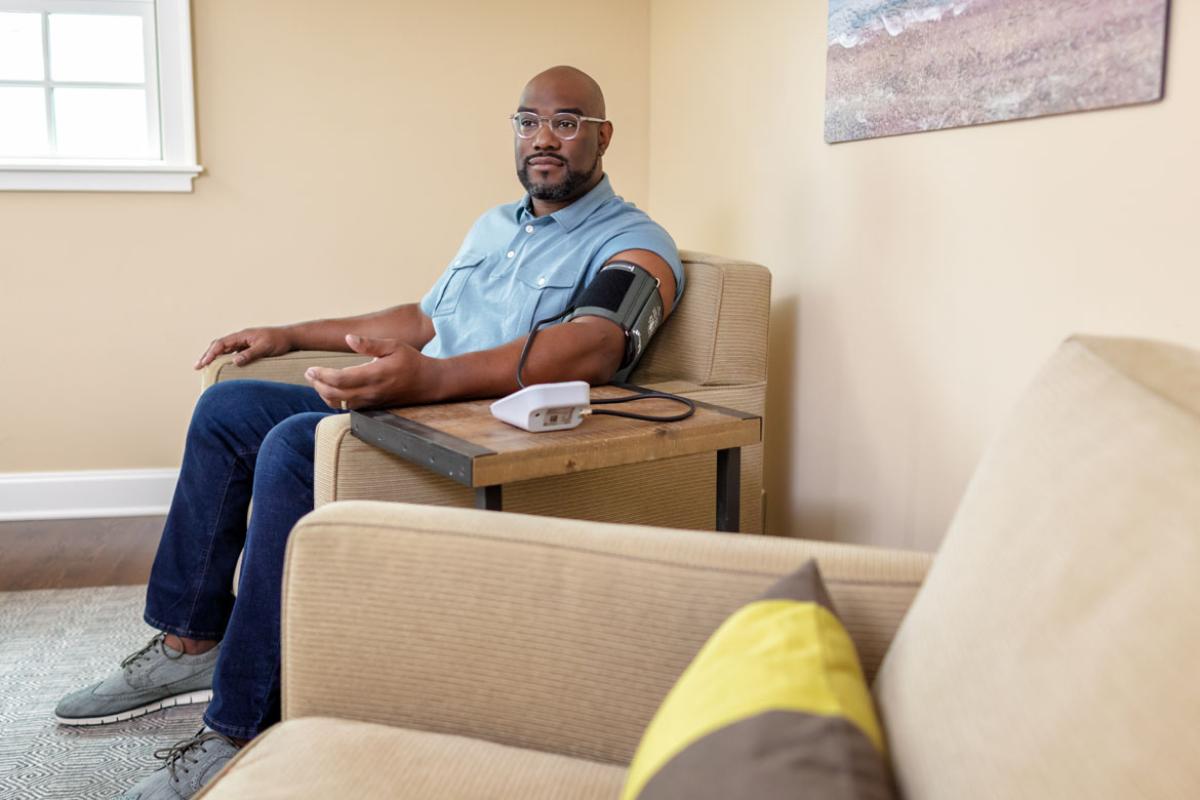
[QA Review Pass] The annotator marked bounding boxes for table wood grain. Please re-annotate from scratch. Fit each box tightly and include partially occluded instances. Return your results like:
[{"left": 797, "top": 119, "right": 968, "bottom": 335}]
[{"left": 352, "top": 385, "right": 761, "bottom": 488}]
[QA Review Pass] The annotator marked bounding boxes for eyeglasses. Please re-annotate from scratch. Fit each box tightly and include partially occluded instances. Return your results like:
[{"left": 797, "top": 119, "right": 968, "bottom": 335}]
[{"left": 509, "top": 111, "right": 606, "bottom": 141}]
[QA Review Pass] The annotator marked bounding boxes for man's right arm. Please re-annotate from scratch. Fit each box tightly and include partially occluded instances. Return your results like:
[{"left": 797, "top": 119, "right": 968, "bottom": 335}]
[{"left": 193, "top": 303, "right": 435, "bottom": 370}]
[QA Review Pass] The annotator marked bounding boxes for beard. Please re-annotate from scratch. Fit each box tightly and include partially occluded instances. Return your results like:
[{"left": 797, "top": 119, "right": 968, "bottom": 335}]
[{"left": 517, "top": 153, "right": 600, "bottom": 202}]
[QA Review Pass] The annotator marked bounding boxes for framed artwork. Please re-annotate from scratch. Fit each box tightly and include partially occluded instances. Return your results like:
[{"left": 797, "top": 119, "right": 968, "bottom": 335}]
[{"left": 825, "top": 0, "right": 1170, "bottom": 143}]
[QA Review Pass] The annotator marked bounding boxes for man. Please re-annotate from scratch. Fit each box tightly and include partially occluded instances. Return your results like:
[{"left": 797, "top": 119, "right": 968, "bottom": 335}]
[{"left": 55, "top": 66, "right": 683, "bottom": 800}]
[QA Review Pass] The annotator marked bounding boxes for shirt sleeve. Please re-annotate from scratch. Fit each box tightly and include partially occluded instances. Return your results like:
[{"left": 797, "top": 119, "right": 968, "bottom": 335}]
[{"left": 591, "top": 220, "right": 686, "bottom": 305}]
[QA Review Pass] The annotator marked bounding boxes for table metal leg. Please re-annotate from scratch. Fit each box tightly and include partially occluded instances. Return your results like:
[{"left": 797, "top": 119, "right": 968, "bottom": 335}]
[
  {"left": 716, "top": 447, "right": 741, "bottom": 532},
  {"left": 476, "top": 485, "right": 503, "bottom": 511}
]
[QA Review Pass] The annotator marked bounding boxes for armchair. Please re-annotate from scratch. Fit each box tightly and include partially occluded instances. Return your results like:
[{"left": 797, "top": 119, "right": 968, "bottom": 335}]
[{"left": 200, "top": 251, "right": 772, "bottom": 533}]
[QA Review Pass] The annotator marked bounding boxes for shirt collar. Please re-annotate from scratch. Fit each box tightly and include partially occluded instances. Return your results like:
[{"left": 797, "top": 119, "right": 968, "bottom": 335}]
[{"left": 515, "top": 174, "right": 614, "bottom": 231}]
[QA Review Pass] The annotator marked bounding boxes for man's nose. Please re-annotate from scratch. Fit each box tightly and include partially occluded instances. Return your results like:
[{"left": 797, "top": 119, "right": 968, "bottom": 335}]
[{"left": 532, "top": 121, "right": 559, "bottom": 149}]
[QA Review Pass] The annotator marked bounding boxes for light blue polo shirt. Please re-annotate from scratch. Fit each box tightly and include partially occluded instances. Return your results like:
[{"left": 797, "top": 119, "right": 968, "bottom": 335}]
[{"left": 418, "top": 175, "right": 684, "bottom": 359}]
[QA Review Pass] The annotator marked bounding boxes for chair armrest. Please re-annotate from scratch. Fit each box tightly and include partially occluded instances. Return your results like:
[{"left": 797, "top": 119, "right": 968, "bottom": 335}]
[
  {"left": 199, "top": 351, "right": 372, "bottom": 389},
  {"left": 281, "top": 501, "right": 931, "bottom": 765}
]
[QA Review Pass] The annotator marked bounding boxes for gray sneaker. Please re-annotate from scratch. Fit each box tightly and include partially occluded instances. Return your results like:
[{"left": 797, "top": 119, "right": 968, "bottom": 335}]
[
  {"left": 121, "top": 727, "right": 240, "bottom": 799},
  {"left": 55, "top": 634, "right": 219, "bottom": 726}
]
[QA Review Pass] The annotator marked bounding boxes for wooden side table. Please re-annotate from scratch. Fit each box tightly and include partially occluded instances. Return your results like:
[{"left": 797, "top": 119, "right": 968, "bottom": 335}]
[{"left": 349, "top": 386, "right": 761, "bottom": 532}]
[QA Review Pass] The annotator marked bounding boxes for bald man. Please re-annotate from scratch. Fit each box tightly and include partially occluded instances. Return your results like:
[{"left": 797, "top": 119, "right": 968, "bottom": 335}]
[{"left": 55, "top": 66, "right": 684, "bottom": 800}]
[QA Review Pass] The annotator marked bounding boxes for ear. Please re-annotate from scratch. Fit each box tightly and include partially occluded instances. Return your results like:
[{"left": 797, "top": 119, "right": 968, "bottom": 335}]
[{"left": 597, "top": 120, "right": 613, "bottom": 157}]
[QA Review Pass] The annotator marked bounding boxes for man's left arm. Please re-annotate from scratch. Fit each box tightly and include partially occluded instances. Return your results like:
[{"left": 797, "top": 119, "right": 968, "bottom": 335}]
[{"left": 304, "top": 249, "right": 677, "bottom": 410}]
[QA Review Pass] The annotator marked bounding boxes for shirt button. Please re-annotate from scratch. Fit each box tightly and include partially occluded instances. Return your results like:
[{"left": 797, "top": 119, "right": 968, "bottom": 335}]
[
  {"left": 525, "top": 225, "right": 534, "bottom": 234},
  {"left": 537, "top": 277, "right": 546, "bottom": 286},
  {"left": 506, "top": 250, "right": 515, "bottom": 259}
]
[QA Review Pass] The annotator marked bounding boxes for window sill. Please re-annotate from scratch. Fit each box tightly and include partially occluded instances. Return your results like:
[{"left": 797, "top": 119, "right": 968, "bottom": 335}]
[{"left": 0, "top": 160, "right": 204, "bottom": 192}]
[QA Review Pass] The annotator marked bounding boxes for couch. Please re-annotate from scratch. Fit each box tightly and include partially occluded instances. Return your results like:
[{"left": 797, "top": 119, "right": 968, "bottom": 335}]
[
  {"left": 198, "top": 334, "right": 1200, "bottom": 798},
  {"left": 200, "top": 251, "right": 771, "bottom": 533}
]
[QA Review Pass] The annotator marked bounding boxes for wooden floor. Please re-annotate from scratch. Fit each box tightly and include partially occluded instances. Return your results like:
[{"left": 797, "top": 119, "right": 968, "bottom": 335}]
[{"left": 0, "top": 516, "right": 165, "bottom": 591}]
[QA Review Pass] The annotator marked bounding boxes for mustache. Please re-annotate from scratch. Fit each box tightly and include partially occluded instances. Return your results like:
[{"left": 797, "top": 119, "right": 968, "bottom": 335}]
[{"left": 523, "top": 154, "right": 567, "bottom": 167}]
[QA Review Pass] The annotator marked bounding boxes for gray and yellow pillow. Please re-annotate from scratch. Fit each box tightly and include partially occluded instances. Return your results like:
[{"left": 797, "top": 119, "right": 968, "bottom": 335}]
[{"left": 621, "top": 561, "right": 894, "bottom": 800}]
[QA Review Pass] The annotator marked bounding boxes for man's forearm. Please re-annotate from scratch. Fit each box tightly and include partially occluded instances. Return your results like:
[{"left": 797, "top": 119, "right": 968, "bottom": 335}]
[
  {"left": 302, "top": 317, "right": 625, "bottom": 411},
  {"left": 424, "top": 319, "right": 625, "bottom": 403},
  {"left": 284, "top": 304, "right": 433, "bottom": 353}
]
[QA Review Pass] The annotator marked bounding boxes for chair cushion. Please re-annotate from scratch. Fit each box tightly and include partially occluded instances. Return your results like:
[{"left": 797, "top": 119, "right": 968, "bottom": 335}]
[
  {"left": 621, "top": 561, "right": 893, "bottom": 800},
  {"left": 873, "top": 336, "right": 1200, "bottom": 799},
  {"left": 197, "top": 717, "right": 627, "bottom": 800}
]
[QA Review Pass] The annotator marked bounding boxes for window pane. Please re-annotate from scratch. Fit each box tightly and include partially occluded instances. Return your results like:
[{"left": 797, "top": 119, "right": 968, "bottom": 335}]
[
  {"left": 55, "top": 88, "right": 152, "bottom": 158},
  {"left": 0, "top": 87, "right": 49, "bottom": 156},
  {"left": 49, "top": 13, "right": 145, "bottom": 83},
  {"left": 0, "top": 12, "right": 44, "bottom": 81}
]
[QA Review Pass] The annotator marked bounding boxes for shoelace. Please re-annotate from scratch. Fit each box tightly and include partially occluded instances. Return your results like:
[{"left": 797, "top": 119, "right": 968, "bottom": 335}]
[
  {"left": 120, "top": 633, "right": 184, "bottom": 670},
  {"left": 153, "top": 728, "right": 231, "bottom": 781}
]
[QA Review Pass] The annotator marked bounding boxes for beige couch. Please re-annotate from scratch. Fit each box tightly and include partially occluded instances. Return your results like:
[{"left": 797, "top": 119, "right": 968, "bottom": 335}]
[
  {"left": 201, "top": 251, "right": 771, "bottom": 533},
  {"left": 199, "top": 334, "right": 1200, "bottom": 799}
]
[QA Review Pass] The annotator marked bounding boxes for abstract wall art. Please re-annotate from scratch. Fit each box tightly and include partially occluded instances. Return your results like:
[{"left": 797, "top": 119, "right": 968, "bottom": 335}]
[{"left": 825, "top": 0, "right": 1170, "bottom": 143}]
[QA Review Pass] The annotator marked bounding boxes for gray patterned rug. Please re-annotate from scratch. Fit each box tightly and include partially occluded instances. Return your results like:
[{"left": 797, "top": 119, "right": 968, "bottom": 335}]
[{"left": 0, "top": 586, "right": 207, "bottom": 800}]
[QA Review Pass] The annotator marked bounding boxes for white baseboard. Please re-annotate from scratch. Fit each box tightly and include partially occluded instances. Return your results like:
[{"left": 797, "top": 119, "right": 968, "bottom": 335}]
[{"left": 0, "top": 469, "right": 179, "bottom": 521}]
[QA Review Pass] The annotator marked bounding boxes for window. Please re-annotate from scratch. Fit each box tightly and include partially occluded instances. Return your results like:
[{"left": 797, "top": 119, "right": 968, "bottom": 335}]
[{"left": 0, "top": 0, "right": 200, "bottom": 191}]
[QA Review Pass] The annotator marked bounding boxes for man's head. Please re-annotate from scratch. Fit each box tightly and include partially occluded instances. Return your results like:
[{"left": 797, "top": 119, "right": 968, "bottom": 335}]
[{"left": 514, "top": 66, "right": 612, "bottom": 209}]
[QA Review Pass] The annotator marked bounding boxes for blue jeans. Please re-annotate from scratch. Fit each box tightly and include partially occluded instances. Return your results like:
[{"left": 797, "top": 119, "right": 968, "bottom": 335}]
[{"left": 143, "top": 379, "right": 341, "bottom": 739}]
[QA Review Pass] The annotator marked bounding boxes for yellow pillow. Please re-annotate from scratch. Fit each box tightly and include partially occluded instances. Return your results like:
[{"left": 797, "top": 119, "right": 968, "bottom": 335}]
[{"left": 621, "top": 561, "right": 894, "bottom": 799}]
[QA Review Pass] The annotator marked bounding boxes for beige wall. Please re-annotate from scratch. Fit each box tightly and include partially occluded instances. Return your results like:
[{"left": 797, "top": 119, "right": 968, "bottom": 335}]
[
  {"left": 0, "top": 0, "right": 651, "bottom": 471},
  {"left": 649, "top": 0, "right": 1199, "bottom": 550}
]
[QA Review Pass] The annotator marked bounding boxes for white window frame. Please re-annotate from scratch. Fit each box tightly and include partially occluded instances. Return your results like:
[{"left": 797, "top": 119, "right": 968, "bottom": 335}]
[{"left": 0, "top": 0, "right": 201, "bottom": 192}]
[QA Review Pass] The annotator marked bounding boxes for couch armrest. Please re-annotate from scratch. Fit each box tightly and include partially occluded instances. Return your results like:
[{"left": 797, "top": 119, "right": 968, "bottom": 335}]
[
  {"left": 281, "top": 501, "right": 931, "bottom": 765},
  {"left": 199, "top": 351, "right": 372, "bottom": 389}
]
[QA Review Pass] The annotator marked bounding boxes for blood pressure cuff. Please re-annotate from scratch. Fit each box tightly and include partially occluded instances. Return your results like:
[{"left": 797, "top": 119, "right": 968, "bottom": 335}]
[{"left": 566, "top": 262, "right": 664, "bottom": 383}]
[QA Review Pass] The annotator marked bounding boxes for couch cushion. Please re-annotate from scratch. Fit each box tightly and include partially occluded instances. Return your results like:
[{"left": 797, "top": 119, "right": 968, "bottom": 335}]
[
  {"left": 873, "top": 336, "right": 1200, "bottom": 799},
  {"left": 622, "top": 561, "right": 893, "bottom": 800},
  {"left": 196, "top": 717, "right": 627, "bottom": 800}
]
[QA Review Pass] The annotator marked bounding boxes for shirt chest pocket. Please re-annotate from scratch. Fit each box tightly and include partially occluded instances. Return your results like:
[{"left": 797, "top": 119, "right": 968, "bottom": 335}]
[
  {"left": 515, "top": 262, "right": 585, "bottom": 329},
  {"left": 431, "top": 252, "right": 486, "bottom": 317}
]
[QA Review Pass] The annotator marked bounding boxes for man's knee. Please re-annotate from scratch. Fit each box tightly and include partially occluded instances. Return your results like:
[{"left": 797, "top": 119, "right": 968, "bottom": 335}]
[
  {"left": 258, "top": 413, "right": 321, "bottom": 466},
  {"left": 190, "top": 381, "right": 250, "bottom": 436},
  {"left": 190, "top": 380, "right": 289, "bottom": 439},
  {"left": 192, "top": 381, "right": 304, "bottom": 443}
]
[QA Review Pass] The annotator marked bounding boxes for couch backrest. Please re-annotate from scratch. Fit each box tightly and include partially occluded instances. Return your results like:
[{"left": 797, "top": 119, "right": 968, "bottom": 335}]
[
  {"left": 631, "top": 251, "right": 771, "bottom": 387},
  {"left": 873, "top": 335, "right": 1200, "bottom": 799}
]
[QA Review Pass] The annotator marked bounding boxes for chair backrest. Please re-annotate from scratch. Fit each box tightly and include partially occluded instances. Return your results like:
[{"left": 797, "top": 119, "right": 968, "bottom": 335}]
[{"left": 631, "top": 251, "right": 771, "bottom": 387}]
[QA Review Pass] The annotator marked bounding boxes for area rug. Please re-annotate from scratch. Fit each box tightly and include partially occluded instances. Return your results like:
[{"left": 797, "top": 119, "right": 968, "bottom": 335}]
[{"left": 0, "top": 585, "right": 208, "bottom": 799}]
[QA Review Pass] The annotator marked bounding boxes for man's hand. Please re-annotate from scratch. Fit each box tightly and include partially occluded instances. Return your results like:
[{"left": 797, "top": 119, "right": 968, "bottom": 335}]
[
  {"left": 194, "top": 327, "right": 294, "bottom": 370},
  {"left": 304, "top": 334, "right": 431, "bottom": 411}
]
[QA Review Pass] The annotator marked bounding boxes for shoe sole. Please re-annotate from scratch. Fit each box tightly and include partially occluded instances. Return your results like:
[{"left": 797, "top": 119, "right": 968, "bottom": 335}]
[{"left": 54, "top": 689, "right": 214, "bottom": 726}]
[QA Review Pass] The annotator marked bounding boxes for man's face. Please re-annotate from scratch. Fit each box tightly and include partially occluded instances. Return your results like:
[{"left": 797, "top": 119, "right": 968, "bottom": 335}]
[{"left": 514, "top": 78, "right": 609, "bottom": 204}]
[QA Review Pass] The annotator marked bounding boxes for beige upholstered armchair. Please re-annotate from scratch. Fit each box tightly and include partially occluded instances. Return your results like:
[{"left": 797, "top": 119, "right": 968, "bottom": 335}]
[{"left": 200, "top": 251, "right": 771, "bottom": 532}]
